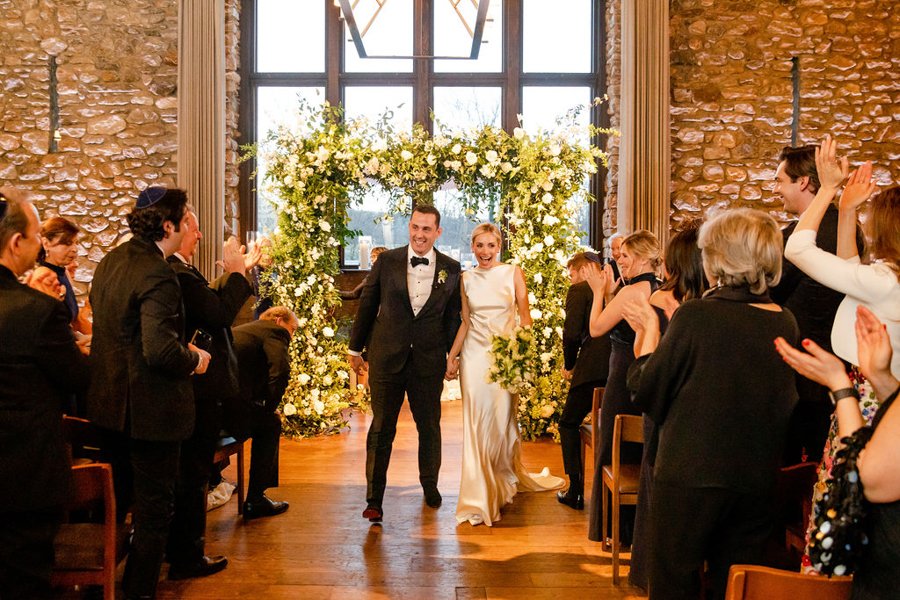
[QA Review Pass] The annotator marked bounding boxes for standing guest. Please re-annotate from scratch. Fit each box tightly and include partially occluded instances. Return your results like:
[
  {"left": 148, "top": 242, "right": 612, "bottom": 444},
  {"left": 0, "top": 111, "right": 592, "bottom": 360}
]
[
  {"left": 87, "top": 187, "right": 211, "bottom": 600},
  {"left": 340, "top": 245, "right": 388, "bottom": 300},
  {"left": 770, "top": 144, "right": 863, "bottom": 465},
  {"left": 776, "top": 305, "right": 900, "bottom": 600},
  {"left": 164, "top": 212, "right": 257, "bottom": 580},
  {"left": 607, "top": 232, "right": 624, "bottom": 284},
  {"left": 635, "top": 209, "right": 798, "bottom": 600},
  {"left": 584, "top": 230, "right": 661, "bottom": 547},
  {"left": 446, "top": 224, "right": 562, "bottom": 527},
  {"left": 782, "top": 135, "right": 900, "bottom": 572},
  {"left": 229, "top": 306, "right": 299, "bottom": 518},
  {"left": 620, "top": 223, "right": 707, "bottom": 591},
  {"left": 0, "top": 187, "right": 89, "bottom": 600},
  {"left": 347, "top": 204, "right": 462, "bottom": 523},
  {"left": 556, "top": 251, "right": 612, "bottom": 510}
]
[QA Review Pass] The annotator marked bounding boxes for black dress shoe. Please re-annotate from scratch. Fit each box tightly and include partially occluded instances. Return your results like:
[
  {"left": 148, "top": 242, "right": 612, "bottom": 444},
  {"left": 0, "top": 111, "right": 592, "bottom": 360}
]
[
  {"left": 362, "top": 504, "right": 383, "bottom": 522},
  {"left": 243, "top": 495, "right": 289, "bottom": 520},
  {"left": 556, "top": 490, "right": 585, "bottom": 510},
  {"left": 167, "top": 555, "right": 228, "bottom": 580},
  {"left": 424, "top": 487, "right": 442, "bottom": 508}
]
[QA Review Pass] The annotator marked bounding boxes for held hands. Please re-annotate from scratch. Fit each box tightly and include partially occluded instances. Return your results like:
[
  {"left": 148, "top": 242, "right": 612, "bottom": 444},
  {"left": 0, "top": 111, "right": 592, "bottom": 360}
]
[
  {"left": 445, "top": 356, "right": 460, "bottom": 381},
  {"left": 348, "top": 354, "right": 368, "bottom": 377},
  {"left": 815, "top": 134, "right": 849, "bottom": 191},
  {"left": 840, "top": 161, "right": 878, "bottom": 212},
  {"left": 189, "top": 343, "right": 212, "bottom": 375}
]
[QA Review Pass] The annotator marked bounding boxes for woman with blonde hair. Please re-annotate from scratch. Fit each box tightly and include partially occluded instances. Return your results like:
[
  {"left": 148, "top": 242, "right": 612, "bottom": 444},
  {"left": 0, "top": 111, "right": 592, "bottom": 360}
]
[
  {"left": 447, "top": 223, "right": 562, "bottom": 526},
  {"left": 584, "top": 229, "right": 662, "bottom": 546},
  {"left": 633, "top": 209, "right": 799, "bottom": 599}
]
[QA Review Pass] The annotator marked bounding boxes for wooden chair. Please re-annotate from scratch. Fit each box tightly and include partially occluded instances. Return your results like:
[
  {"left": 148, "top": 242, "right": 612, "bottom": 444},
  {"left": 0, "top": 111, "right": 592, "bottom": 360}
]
[
  {"left": 62, "top": 415, "right": 105, "bottom": 465},
  {"left": 52, "top": 463, "right": 128, "bottom": 600},
  {"left": 775, "top": 462, "right": 819, "bottom": 555},
  {"left": 601, "top": 413, "right": 643, "bottom": 584},
  {"left": 213, "top": 435, "right": 246, "bottom": 514},
  {"left": 724, "top": 564, "right": 852, "bottom": 600},
  {"left": 579, "top": 387, "right": 604, "bottom": 484}
]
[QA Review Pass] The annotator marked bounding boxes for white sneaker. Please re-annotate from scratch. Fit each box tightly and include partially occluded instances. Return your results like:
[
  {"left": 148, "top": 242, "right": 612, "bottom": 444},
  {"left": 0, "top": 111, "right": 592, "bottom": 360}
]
[{"left": 206, "top": 480, "right": 236, "bottom": 511}]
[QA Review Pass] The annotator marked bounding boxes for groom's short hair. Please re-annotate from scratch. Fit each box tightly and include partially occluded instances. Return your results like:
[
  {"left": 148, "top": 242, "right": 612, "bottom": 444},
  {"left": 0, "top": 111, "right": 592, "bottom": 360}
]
[{"left": 412, "top": 204, "right": 441, "bottom": 227}]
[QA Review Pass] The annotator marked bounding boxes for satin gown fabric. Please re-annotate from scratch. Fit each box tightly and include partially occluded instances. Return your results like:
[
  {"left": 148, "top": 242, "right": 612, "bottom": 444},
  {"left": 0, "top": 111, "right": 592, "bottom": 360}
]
[{"left": 455, "top": 264, "right": 562, "bottom": 526}]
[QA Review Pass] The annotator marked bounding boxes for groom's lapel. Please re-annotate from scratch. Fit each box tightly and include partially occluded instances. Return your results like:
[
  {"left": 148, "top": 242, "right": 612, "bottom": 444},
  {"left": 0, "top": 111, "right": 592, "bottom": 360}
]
[
  {"left": 396, "top": 245, "right": 415, "bottom": 317},
  {"left": 418, "top": 250, "right": 451, "bottom": 317}
]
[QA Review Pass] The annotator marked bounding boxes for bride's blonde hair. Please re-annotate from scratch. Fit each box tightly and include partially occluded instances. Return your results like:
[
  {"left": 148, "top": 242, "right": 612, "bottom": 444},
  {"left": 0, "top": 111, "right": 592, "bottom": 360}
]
[{"left": 471, "top": 223, "right": 502, "bottom": 246}]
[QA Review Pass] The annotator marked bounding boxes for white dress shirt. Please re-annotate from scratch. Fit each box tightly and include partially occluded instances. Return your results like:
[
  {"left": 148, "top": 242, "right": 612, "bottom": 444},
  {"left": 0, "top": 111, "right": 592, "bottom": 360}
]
[{"left": 407, "top": 246, "right": 437, "bottom": 316}]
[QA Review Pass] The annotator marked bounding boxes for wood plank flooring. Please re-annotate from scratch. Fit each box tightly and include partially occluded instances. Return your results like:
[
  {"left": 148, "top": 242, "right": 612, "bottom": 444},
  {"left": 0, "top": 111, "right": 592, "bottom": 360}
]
[{"left": 155, "top": 401, "right": 646, "bottom": 599}]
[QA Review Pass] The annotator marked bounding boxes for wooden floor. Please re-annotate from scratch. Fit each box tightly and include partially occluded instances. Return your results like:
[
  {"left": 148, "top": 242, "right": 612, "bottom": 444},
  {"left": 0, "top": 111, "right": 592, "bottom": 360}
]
[{"left": 154, "top": 401, "right": 645, "bottom": 599}]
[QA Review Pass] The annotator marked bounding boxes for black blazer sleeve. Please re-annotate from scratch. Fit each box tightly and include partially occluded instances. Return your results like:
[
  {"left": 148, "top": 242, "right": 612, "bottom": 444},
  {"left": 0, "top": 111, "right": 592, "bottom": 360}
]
[
  {"left": 562, "top": 284, "right": 586, "bottom": 371},
  {"left": 348, "top": 254, "right": 386, "bottom": 353},
  {"left": 34, "top": 299, "right": 90, "bottom": 397},
  {"left": 177, "top": 267, "right": 252, "bottom": 332},
  {"left": 770, "top": 223, "right": 799, "bottom": 305},
  {"left": 138, "top": 269, "right": 198, "bottom": 375}
]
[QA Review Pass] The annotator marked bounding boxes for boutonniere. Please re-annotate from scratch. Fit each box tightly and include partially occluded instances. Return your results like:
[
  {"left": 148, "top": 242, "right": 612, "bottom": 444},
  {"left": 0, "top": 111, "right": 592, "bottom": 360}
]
[{"left": 437, "top": 269, "right": 448, "bottom": 285}]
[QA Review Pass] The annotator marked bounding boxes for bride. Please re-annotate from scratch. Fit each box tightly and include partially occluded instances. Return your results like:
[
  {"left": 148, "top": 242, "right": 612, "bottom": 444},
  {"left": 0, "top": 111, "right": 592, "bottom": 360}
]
[{"left": 446, "top": 223, "right": 562, "bottom": 526}]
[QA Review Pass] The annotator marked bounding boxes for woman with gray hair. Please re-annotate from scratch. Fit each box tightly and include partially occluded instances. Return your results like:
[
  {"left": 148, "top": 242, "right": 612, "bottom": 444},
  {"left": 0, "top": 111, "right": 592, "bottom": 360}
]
[{"left": 633, "top": 208, "right": 800, "bottom": 600}]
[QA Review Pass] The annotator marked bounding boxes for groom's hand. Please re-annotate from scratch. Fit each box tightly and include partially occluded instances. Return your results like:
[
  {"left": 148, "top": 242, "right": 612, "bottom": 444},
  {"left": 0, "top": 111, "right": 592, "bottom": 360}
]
[{"left": 348, "top": 354, "right": 368, "bottom": 376}]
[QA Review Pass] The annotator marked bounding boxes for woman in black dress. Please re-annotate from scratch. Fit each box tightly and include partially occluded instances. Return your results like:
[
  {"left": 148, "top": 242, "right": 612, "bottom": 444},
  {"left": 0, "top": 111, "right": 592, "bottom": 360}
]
[
  {"left": 634, "top": 209, "right": 799, "bottom": 600},
  {"left": 583, "top": 230, "right": 661, "bottom": 546}
]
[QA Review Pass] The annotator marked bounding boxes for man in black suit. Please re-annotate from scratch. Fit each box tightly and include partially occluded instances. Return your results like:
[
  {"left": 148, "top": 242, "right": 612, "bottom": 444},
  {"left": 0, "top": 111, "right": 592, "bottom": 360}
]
[
  {"left": 0, "top": 187, "right": 89, "bottom": 600},
  {"left": 557, "top": 251, "right": 612, "bottom": 510},
  {"left": 165, "top": 211, "right": 255, "bottom": 579},
  {"left": 87, "top": 187, "right": 211, "bottom": 600},
  {"left": 771, "top": 145, "right": 863, "bottom": 464},
  {"left": 347, "top": 205, "right": 462, "bottom": 522},
  {"left": 229, "top": 306, "right": 298, "bottom": 519}
]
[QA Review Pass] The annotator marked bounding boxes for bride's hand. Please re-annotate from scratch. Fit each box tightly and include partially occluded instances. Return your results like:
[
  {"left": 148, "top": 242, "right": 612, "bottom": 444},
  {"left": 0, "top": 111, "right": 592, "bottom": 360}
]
[{"left": 445, "top": 356, "right": 460, "bottom": 380}]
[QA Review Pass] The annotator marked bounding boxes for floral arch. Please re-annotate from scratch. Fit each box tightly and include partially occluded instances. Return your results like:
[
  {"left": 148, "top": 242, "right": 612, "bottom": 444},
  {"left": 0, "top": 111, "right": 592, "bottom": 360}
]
[{"left": 249, "top": 99, "right": 612, "bottom": 439}]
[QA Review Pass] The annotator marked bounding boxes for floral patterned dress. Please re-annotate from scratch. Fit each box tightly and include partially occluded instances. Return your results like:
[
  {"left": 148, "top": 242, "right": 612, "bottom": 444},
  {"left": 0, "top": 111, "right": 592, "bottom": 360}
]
[{"left": 801, "top": 367, "right": 881, "bottom": 573}]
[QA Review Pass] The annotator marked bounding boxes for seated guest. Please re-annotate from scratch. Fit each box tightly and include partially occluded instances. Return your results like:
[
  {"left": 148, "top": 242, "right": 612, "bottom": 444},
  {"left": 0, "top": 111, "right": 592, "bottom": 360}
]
[
  {"left": 776, "top": 305, "right": 900, "bottom": 599},
  {"left": 621, "top": 222, "right": 707, "bottom": 591},
  {"left": 0, "top": 187, "right": 89, "bottom": 600},
  {"left": 556, "top": 251, "right": 612, "bottom": 510},
  {"left": 229, "top": 306, "right": 298, "bottom": 519},
  {"left": 340, "top": 246, "right": 387, "bottom": 300},
  {"left": 32, "top": 216, "right": 91, "bottom": 335},
  {"left": 634, "top": 209, "right": 799, "bottom": 600}
]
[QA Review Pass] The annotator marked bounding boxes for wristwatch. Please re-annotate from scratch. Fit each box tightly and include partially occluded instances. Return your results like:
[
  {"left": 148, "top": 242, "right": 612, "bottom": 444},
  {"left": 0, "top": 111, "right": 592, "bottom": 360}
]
[{"left": 828, "top": 386, "right": 859, "bottom": 406}]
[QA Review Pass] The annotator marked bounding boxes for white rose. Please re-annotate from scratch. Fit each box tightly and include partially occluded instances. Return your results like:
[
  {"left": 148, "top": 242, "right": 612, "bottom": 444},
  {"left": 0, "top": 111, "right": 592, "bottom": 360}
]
[
  {"left": 284, "top": 175, "right": 293, "bottom": 186},
  {"left": 312, "top": 399, "right": 325, "bottom": 415},
  {"left": 530, "top": 308, "right": 542, "bottom": 320},
  {"left": 540, "top": 352, "right": 553, "bottom": 364},
  {"left": 426, "top": 154, "right": 436, "bottom": 166},
  {"left": 282, "top": 403, "right": 297, "bottom": 416},
  {"left": 485, "top": 149, "right": 499, "bottom": 164},
  {"left": 513, "top": 127, "right": 525, "bottom": 140},
  {"left": 531, "top": 242, "right": 544, "bottom": 254},
  {"left": 337, "top": 369, "right": 349, "bottom": 380},
  {"left": 294, "top": 286, "right": 303, "bottom": 297},
  {"left": 298, "top": 318, "right": 308, "bottom": 328},
  {"left": 465, "top": 151, "right": 478, "bottom": 165},
  {"left": 323, "top": 374, "right": 333, "bottom": 386},
  {"left": 542, "top": 193, "right": 553, "bottom": 204},
  {"left": 540, "top": 404, "right": 555, "bottom": 418},
  {"left": 543, "top": 327, "right": 552, "bottom": 337},
  {"left": 549, "top": 143, "right": 561, "bottom": 157},
  {"left": 400, "top": 149, "right": 414, "bottom": 161},
  {"left": 298, "top": 373, "right": 311, "bottom": 385},
  {"left": 451, "top": 143, "right": 462, "bottom": 154},
  {"left": 322, "top": 326, "right": 335, "bottom": 338},
  {"left": 542, "top": 215, "right": 559, "bottom": 226},
  {"left": 542, "top": 180, "right": 553, "bottom": 191},
  {"left": 319, "top": 220, "right": 332, "bottom": 232},
  {"left": 544, "top": 235, "right": 555, "bottom": 247},
  {"left": 500, "top": 161, "right": 513, "bottom": 173},
  {"left": 533, "top": 272, "right": 543, "bottom": 284}
]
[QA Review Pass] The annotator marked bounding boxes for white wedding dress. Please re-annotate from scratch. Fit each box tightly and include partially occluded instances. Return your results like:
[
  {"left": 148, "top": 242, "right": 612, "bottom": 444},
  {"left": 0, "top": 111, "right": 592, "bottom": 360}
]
[{"left": 455, "top": 263, "right": 563, "bottom": 526}]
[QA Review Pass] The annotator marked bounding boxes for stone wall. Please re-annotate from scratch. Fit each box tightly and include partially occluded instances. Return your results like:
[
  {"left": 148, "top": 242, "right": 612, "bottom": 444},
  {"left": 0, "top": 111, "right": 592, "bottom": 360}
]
[
  {"left": 602, "top": 0, "right": 622, "bottom": 240},
  {"left": 224, "top": 0, "right": 241, "bottom": 235},
  {"left": 668, "top": 0, "right": 900, "bottom": 227},
  {"left": 0, "top": 0, "right": 179, "bottom": 292}
]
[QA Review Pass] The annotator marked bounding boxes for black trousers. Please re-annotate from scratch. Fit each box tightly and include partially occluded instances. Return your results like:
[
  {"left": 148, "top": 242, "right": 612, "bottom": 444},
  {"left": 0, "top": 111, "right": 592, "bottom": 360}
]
[
  {"left": 558, "top": 380, "right": 603, "bottom": 496},
  {"left": 648, "top": 481, "right": 773, "bottom": 600},
  {"left": 246, "top": 409, "right": 282, "bottom": 500},
  {"left": 783, "top": 376, "right": 832, "bottom": 464},
  {"left": 366, "top": 361, "right": 443, "bottom": 506},
  {"left": 0, "top": 507, "right": 62, "bottom": 600},
  {"left": 166, "top": 424, "right": 219, "bottom": 567},
  {"left": 122, "top": 438, "right": 181, "bottom": 600}
]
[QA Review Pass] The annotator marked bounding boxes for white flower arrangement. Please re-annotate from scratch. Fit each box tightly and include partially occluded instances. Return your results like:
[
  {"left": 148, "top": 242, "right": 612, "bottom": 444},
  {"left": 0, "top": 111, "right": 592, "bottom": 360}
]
[{"left": 246, "top": 96, "right": 614, "bottom": 440}]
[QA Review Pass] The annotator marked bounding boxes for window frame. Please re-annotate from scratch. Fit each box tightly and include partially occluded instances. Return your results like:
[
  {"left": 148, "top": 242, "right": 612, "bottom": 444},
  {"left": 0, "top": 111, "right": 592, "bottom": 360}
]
[{"left": 239, "top": 0, "right": 609, "bottom": 266}]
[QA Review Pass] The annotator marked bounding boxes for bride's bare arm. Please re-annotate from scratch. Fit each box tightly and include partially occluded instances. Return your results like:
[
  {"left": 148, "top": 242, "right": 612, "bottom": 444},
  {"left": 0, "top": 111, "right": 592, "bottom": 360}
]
[
  {"left": 514, "top": 265, "right": 532, "bottom": 327},
  {"left": 446, "top": 278, "right": 470, "bottom": 379}
]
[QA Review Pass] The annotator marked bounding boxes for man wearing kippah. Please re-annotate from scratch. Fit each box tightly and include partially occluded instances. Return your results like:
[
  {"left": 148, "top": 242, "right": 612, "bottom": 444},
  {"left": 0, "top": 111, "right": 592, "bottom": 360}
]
[{"left": 87, "top": 187, "right": 212, "bottom": 600}]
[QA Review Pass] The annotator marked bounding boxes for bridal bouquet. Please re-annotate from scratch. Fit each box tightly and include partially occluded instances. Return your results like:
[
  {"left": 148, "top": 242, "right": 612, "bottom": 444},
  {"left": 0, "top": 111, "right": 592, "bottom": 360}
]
[{"left": 488, "top": 326, "right": 537, "bottom": 394}]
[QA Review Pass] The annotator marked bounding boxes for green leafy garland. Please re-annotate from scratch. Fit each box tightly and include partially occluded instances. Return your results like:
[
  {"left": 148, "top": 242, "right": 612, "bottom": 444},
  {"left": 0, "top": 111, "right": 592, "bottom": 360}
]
[{"left": 247, "top": 98, "right": 613, "bottom": 439}]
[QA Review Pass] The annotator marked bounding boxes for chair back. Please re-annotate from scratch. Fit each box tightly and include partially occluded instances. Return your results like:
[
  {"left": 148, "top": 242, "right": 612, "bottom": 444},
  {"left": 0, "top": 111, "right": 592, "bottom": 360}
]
[
  {"left": 724, "top": 564, "right": 852, "bottom": 600},
  {"left": 590, "top": 386, "right": 603, "bottom": 454},
  {"left": 62, "top": 415, "right": 105, "bottom": 464},
  {"left": 52, "top": 463, "right": 119, "bottom": 600},
  {"left": 611, "top": 414, "right": 643, "bottom": 467}
]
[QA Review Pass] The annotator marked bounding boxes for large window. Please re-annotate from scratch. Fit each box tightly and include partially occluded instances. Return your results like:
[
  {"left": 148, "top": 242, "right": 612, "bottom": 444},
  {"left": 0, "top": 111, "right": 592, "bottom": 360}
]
[{"left": 240, "top": 0, "right": 608, "bottom": 267}]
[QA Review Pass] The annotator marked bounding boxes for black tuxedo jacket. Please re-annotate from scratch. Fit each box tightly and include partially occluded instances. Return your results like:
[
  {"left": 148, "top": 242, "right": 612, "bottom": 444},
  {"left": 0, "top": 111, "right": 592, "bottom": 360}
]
[
  {"left": 563, "top": 280, "right": 611, "bottom": 389},
  {"left": 168, "top": 258, "right": 252, "bottom": 438},
  {"left": 349, "top": 246, "right": 462, "bottom": 378},
  {"left": 0, "top": 265, "right": 89, "bottom": 511},
  {"left": 228, "top": 319, "right": 292, "bottom": 438},
  {"left": 87, "top": 238, "right": 198, "bottom": 441}
]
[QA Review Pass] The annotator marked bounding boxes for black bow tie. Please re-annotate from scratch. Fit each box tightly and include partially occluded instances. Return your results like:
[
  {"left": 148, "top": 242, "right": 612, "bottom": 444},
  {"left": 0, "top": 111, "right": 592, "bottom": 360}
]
[{"left": 410, "top": 256, "right": 430, "bottom": 267}]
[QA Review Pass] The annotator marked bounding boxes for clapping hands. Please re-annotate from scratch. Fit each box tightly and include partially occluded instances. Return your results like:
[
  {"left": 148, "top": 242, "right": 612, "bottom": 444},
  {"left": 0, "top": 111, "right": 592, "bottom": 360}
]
[
  {"left": 815, "top": 134, "right": 849, "bottom": 190},
  {"left": 840, "top": 160, "right": 878, "bottom": 212}
]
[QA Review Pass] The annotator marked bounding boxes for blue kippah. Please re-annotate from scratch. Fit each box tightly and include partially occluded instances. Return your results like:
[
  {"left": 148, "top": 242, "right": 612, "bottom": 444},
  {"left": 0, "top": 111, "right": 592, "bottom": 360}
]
[{"left": 136, "top": 186, "right": 167, "bottom": 209}]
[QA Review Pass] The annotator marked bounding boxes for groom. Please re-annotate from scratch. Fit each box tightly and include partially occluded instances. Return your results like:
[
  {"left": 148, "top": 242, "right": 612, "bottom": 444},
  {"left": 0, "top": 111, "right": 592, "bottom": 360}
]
[{"left": 347, "top": 204, "right": 461, "bottom": 522}]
